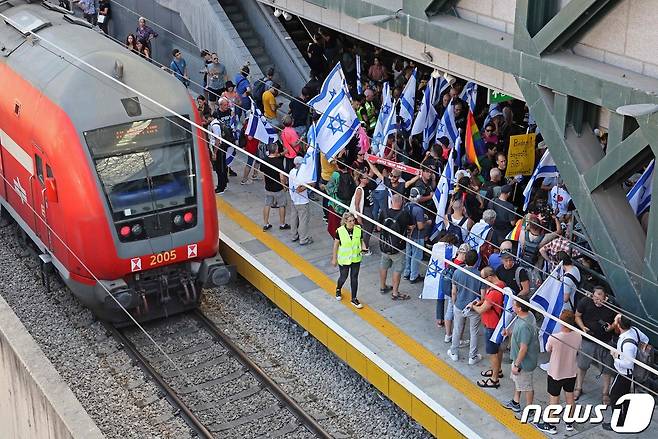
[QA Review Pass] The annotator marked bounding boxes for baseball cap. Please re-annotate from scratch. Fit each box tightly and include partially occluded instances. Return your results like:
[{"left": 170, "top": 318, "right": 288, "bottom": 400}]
[
  {"left": 501, "top": 184, "right": 513, "bottom": 194},
  {"left": 293, "top": 156, "right": 304, "bottom": 166}
]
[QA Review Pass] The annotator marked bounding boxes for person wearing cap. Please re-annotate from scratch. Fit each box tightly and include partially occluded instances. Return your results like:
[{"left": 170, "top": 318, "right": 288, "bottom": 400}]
[
  {"left": 495, "top": 251, "right": 530, "bottom": 298},
  {"left": 288, "top": 156, "right": 312, "bottom": 246},
  {"left": 488, "top": 240, "right": 513, "bottom": 270},
  {"left": 262, "top": 83, "right": 282, "bottom": 122},
  {"left": 233, "top": 65, "right": 251, "bottom": 118},
  {"left": 403, "top": 187, "right": 430, "bottom": 284},
  {"left": 413, "top": 167, "right": 435, "bottom": 214},
  {"left": 488, "top": 183, "right": 517, "bottom": 245}
]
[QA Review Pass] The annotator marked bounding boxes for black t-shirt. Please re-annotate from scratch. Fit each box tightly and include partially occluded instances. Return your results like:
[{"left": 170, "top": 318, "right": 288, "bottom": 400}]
[
  {"left": 495, "top": 264, "right": 529, "bottom": 294},
  {"left": 263, "top": 156, "right": 285, "bottom": 192},
  {"left": 414, "top": 178, "right": 434, "bottom": 213},
  {"left": 361, "top": 180, "right": 377, "bottom": 207},
  {"left": 385, "top": 178, "right": 407, "bottom": 199},
  {"left": 289, "top": 99, "right": 309, "bottom": 128},
  {"left": 489, "top": 198, "right": 515, "bottom": 234},
  {"left": 576, "top": 297, "right": 616, "bottom": 342}
]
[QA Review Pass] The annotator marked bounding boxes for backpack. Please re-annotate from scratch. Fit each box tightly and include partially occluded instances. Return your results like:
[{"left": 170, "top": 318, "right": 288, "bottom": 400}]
[
  {"left": 337, "top": 171, "right": 356, "bottom": 202},
  {"left": 252, "top": 77, "right": 269, "bottom": 103},
  {"left": 446, "top": 214, "right": 467, "bottom": 245},
  {"left": 379, "top": 209, "right": 408, "bottom": 255},
  {"left": 522, "top": 229, "right": 545, "bottom": 265},
  {"left": 621, "top": 328, "right": 654, "bottom": 384}
]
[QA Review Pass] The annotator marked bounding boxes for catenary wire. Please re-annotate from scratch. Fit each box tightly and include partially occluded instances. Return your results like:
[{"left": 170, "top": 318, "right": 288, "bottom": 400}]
[
  {"left": 107, "top": 0, "right": 658, "bottom": 301},
  {"left": 14, "top": 12, "right": 657, "bottom": 380}
]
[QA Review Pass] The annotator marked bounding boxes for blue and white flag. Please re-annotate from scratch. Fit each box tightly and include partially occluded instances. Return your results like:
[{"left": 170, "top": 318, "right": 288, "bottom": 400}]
[
  {"left": 432, "top": 76, "right": 450, "bottom": 106},
  {"left": 627, "top": 159, "right": 654, "bottom": 216},
  {"left": 355, "top": 54, "right": 363, "bottom": 95},
  {"left": 399, "top": 68, "right": 417, "bottom": 132},
  {"left": 483, "top": 103, "right": 503, "bottom": 127},
  {"left": 430, "top": 150, "right": 455, "bottom": 240},
  {"left": 375, "top": 98, "right": 398, "bottom": 157},
  {"left": 523, "top": 149, "right": 559, "bottom": 210},
  {"left": 435, "top": 101, "right": 459, "bottom": 147},
  {"left": 245, "top": 98, "right": 277, "bottom": 145},
  {"left": 315, "top": 89, "right": 360, "bottom": 160},
  {"left": 293, "top": 124, "right": 318, "bottom": 185},
  {"left": 372, "top": 82, "right": 392, "bottom": 155},
  {"left": 308, "top": 62, "right": 349, "bottom": 114},
  {"left": 411, "top": 79, "right": 439, "bottom": 151},
  {"left": 489, "top": 287, "right": 516, "bottom": 344},
  {"left": 421, "top": 242, "right": 457, "bottom": 300},
  {"left": 460, "top": 81, "right": 478, "bottom": 111},
  {"left": 529, "top": 263, "right": 564, "bottom": 352},
  {"left": 225, "top": 112, "right": 241, "bottom": 167}
]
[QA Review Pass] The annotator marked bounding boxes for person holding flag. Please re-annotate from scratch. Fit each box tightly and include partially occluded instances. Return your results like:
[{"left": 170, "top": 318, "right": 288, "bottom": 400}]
[
  {"left": 398, "top": 68, "right": 417, "bottom": 132},
  {"left": 308, "top": 62, "right": 350, "bottom": 113},
  {"left": 421, "top": 234, "right": 460, "bottom": 327},
  {"left": 411, "top": 76, "right": 439, "bottom": 150},
  {"left": 288, "top": 126, "right": 318, "bottom": 246},
  {"left": 314, "top": 87, "right": 360, "bottom": 160},
  {"left": 464, "top": 106, "right": 486, "bottom": 169},
  {"left": 523, "top": 149, "right": 559, "bottom": 211}
]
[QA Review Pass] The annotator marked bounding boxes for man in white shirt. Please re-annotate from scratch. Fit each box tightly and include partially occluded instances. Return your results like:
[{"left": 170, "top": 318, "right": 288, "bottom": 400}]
[
  {"left": 550, "top": 179, "right": 572, "bottom": 219},
  {"left": 288, "top": 156, "right": 312, "bottom": 245},
  {"left": 603, "top": 314, "right": 649, "bottom": 430}
]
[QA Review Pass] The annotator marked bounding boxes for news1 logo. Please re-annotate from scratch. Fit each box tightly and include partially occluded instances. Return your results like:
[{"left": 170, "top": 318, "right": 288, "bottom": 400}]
[{"left": 521, "top": 393, "right": 655, "bottom": 433}]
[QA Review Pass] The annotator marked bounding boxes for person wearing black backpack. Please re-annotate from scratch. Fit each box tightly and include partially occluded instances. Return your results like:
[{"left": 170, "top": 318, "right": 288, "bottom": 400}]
[
  {"left": 252, "top": 68, "right": 275, "bottom": 111},
  {"left": 377, "top": 194, "right": 411, "bottom": 300},
  {"left": 603, "top": 314, "right": 650, "bottom": 431}
]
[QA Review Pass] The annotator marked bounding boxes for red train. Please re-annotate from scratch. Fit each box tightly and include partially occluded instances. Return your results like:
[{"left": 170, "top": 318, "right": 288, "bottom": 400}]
[{"left": 0, "top": 2, "right": 233, "bottom": 324}]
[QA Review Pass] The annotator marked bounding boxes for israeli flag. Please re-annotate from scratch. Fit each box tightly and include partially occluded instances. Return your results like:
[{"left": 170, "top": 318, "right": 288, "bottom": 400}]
[
  {"left": 375, "top": 99, "right": 398, "bottom": 157},
  {"left": 245, "top": 98, "right": 277, "bottom": 145},
  {"left": 355, "top": 54, "right": 363, "bottom": 95},
  {"left": 483, "top": 103, "right": 503, "bottom": 127},
  {"left": 489, "top": 287, "right": 517, "bottom": 344},
  {"left": 435, "top": 101, "right": 459, "bottom": 147},
  {"left": 411, "top": 79, "right": 439, "bottom": 151},
  {"left": 460, "top": 81, "right": 478, "bottom": 111},
  {"left": 293, "top": 124, "right": 319, "bottom": 185},
  {"left": 315, "top": 89, "right": 360, "bottom": 160},
  {"left": 430, "top": 150, "right": 455, "bottom": 240},
  {"left": 399, "top": 68, "right": 417, "bottom": 132},
  {"left": 523, "top": 149, "right": 559, "bottom": 210},
  {"left": 372, "top": 82, "right": 392, "bottom": 155},
  {"left": 226, "top": 112, "right": 240, "bottom": 167},
  {"left": 530, "top": 263, "right": 565, "bottom": 352},
  {"left": 421, "top": 243, "right": 457, "bottom": 300},
  {"left": 432, "top": 76, "right": 450, "bottom": 106},
  {"left": 627, "top": 159, "right": 654, "bottom": 216},
  {"left": 308, "top": 62, "right": 349, "bottom": 114}
]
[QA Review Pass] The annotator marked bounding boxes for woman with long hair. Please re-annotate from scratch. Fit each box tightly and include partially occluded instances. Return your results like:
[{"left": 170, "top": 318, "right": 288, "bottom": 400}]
[
  {"left": 125, "top": 33, "right": 136, "bottom": 51},
  {"left": 331, "top": 212, "right": 366, "bottom": 309}
]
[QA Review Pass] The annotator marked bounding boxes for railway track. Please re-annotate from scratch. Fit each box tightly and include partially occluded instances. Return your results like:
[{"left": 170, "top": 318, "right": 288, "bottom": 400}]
[{"left": 105, "top": 310, "right": 333, "bottom": 439}]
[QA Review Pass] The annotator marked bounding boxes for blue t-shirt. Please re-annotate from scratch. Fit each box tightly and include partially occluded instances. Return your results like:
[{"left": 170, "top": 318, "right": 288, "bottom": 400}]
[
  {"left": 408, "top": 203, "right": 426, "bottom": 239},
  {"left": 170, "top": 58, "right": 187, "bottom": 83},
  {"left": 234, "top": 73, "right": 250, "bottom": 97},
  {"left": 451, "top": 266, "right": 483, "bottom": 310}
]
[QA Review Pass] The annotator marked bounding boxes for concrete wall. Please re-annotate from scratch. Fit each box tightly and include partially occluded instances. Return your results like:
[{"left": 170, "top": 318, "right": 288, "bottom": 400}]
[
  {"left": 454, "top": 0, "right": 516, "bottom": 35},
  {"left": 0, "top": 295, "right": 103, "bottom": 439}
]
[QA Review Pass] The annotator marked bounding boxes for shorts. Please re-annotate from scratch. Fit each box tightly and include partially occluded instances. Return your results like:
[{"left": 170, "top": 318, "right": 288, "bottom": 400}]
[
  {"left": 577, "top": 339, "right": 614, "bottom": 375},
  {"left": 484, "top": 327, "right": 500, "bottom": 355},
  {"left": 380, "top": 252, "right": 404, "bottom": 273},
  {"left": 265, "top": 191, "right": 287, "bottom": 208},
  {"left": 511, "top": 370, "right": 534, "bottom": 392},
  {"left": 547, "top": 375, "right": 576, "bottom": 397},
  {"left": 207, "top": 87, "right": 223, "bottom": 102}
]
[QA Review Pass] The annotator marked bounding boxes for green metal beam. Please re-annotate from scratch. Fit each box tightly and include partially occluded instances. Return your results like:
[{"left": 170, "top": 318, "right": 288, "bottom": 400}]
[
  {"left": 519, "top": 78, "right": 655, "bottom": 324},
  {"left": 531, "top": 0, "right": 613, "bottom": 54},
  {"left": 423, "top": 0, "right": 455, "bottom": 17},
  {"left": 583, "top": 129, "right": 650, "bottom": 190}
]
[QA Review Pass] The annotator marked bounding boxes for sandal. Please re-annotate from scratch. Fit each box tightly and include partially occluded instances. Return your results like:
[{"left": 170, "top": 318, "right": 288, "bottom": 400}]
[
  {"left": 480, "top": 369, "right": 504, "bottom": 379},
  {"left": 477, "top": 378, "right": 500, "bottom": 388},
  {"left": 379, "top": 286, "right": 392, "bottom": 294},
  {"left": 436, "top": 320, "right": 445, "bottom": 328},
  {"left": 391, "top": 293, "right": 411, "bottom": 300}
]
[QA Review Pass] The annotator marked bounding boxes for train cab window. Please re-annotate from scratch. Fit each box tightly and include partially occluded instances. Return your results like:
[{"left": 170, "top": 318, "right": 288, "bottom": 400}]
[
  {"left": 35, "top": 154, "right": 44, "bottom": 184},
  {"left": 46, "top": 165, "right": 53, "bottom": 179}
]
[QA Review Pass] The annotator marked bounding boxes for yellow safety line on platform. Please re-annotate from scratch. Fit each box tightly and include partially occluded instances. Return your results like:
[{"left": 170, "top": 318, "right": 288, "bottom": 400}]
[{"left": 217, "top": 196, "right": 541, "bottom": 439}]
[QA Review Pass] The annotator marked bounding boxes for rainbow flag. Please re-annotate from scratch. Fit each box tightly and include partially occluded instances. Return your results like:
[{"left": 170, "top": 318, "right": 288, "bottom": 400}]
[
  {"left": 465, "top": 110, "right": 485, "bottom": 169},
  {"left": 506, "top": 219, "right": 525, "bottom": 241}
]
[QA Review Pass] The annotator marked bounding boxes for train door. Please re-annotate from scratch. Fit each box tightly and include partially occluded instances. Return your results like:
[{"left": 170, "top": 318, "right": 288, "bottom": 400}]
[{"left": 31, "top": 152, "right": 52, "bottom": 251}]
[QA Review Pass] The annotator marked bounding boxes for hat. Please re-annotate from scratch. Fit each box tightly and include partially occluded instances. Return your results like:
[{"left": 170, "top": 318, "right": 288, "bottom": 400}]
[
  {"left": 458, "top": 243, "right": 471, "bottom": 253},
  {"left": 501, "top": 251, "right": 515, "bottom": 260},
  {"left": 241, "top": 65, "right": 250, "bottom": 75},
  {"left": 501, "top": 184, "right": 513, "bottom": 194},
  {"left": 293, "top": 156, "right": 304, "bottom": 166},
  {"left": 225, "top": 80, "right": 235, "bottom": 89},
  {"left": 364, "top": 88, "right": 374, "bottom": 98}
]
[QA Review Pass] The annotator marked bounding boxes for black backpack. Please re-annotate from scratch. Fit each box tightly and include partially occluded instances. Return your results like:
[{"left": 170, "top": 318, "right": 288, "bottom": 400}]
[
  {"left": 445, "top": 214, "right": 467, "bottom": 245},
  {"left": 379, "top": 210, "right": 408, "bottom": 255},
  {"left": 337, "top": 172, "right": 356, "bottom": 202},
  {"left": 621, "top": 328, "right": 654, "bottom": 385},
  {"left": 252, "top": 77, "right": 269, "bottom": 103}
]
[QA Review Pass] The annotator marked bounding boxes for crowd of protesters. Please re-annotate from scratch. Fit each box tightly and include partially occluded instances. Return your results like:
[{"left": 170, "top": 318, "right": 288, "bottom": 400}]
[{"left": 108, "top": 12, "right": 653, "bottom": 433}]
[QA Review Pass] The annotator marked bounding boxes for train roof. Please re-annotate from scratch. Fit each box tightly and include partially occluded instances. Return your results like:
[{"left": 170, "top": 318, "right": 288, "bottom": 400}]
[{"left": 0, "top": 1, "right": 194, "bottom": 133}]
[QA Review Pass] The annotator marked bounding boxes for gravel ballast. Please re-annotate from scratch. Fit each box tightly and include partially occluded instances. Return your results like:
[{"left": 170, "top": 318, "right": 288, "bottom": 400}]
[{"left": 0, "top": 219, "right": 431, "bottom": 438}]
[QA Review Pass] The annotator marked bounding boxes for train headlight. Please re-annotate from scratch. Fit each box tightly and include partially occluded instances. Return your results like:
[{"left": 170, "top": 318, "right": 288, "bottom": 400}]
[
  {"left": 131, "top": 223, "right": 143, "bottom": 236},
  {"left": 173, "top": 214, "right": 184, "bottom": 226}
]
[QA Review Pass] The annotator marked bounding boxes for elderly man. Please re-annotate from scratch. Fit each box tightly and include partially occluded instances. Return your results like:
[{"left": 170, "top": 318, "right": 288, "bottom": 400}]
[
  {"left": 466, "top": 209, "right": 496, "bottom": 253},
  {"left": 288, "top": 156, "right": 312, "bottom": 245}
]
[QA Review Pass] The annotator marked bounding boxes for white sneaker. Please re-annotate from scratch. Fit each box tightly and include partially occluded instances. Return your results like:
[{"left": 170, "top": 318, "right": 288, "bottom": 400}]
[
  {"left": 447, "top": 349, "right": 458, "bottom": 361},
  {"left": 444, "top": 334, "right": 452, "bottom": 343},
  {"left": 468, "top": 354, "right": 483, "bottom": 365}
]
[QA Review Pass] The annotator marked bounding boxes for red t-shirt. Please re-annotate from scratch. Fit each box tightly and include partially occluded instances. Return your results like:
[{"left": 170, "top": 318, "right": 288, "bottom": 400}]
[{"left": 482, "top": 280, "right": 505, "bottom": 329}]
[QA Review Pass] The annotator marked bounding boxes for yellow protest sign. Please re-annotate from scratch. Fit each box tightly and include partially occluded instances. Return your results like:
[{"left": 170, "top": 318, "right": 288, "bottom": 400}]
[{"left": 506, "top": 133, "right": 536, "bottom": 176}]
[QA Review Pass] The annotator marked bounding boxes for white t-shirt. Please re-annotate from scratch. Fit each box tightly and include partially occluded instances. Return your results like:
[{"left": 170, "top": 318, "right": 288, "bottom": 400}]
[
  {"left": 288, "top": 169, "right": 309, "bottom": 205},
  {"left": 562, "top": 265, "right": 581, "bottom": 311},
  {"left": 550, "top": 186, "right": 572, "bottom": 217}
]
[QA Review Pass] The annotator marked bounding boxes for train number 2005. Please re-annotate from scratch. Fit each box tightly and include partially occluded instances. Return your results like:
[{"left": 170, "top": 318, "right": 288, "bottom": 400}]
[{"left": 150, "top": 250, "right": 177, "bottom": 265}]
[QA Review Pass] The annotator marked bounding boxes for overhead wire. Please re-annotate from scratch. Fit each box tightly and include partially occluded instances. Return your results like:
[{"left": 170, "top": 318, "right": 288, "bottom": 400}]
[
  {"left": 7, "top": 8, "right": 657, "bottom": 380},
  {"left": 108, "top": 0, "right": 658, "bottom": 303}
]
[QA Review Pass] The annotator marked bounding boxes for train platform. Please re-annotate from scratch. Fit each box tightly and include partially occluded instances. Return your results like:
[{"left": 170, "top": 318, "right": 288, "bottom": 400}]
[{"left": 215, "top": 172, "right": 654, "bottom": 438}]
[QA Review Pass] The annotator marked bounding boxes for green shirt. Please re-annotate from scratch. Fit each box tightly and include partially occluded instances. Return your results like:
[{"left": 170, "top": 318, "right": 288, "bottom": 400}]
[{"left": 510, "top": 313, "right": 539, "bottom": 371}]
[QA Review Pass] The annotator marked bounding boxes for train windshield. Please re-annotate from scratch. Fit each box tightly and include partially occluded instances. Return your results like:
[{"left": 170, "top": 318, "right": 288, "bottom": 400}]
[{"left": 84, "top": 117, "right": 196, "bottom": 220}]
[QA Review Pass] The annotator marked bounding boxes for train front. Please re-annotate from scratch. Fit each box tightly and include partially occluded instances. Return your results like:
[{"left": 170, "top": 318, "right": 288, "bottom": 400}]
[{"left": 82, "top": 114, "right": 233, "bottom": 324}]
